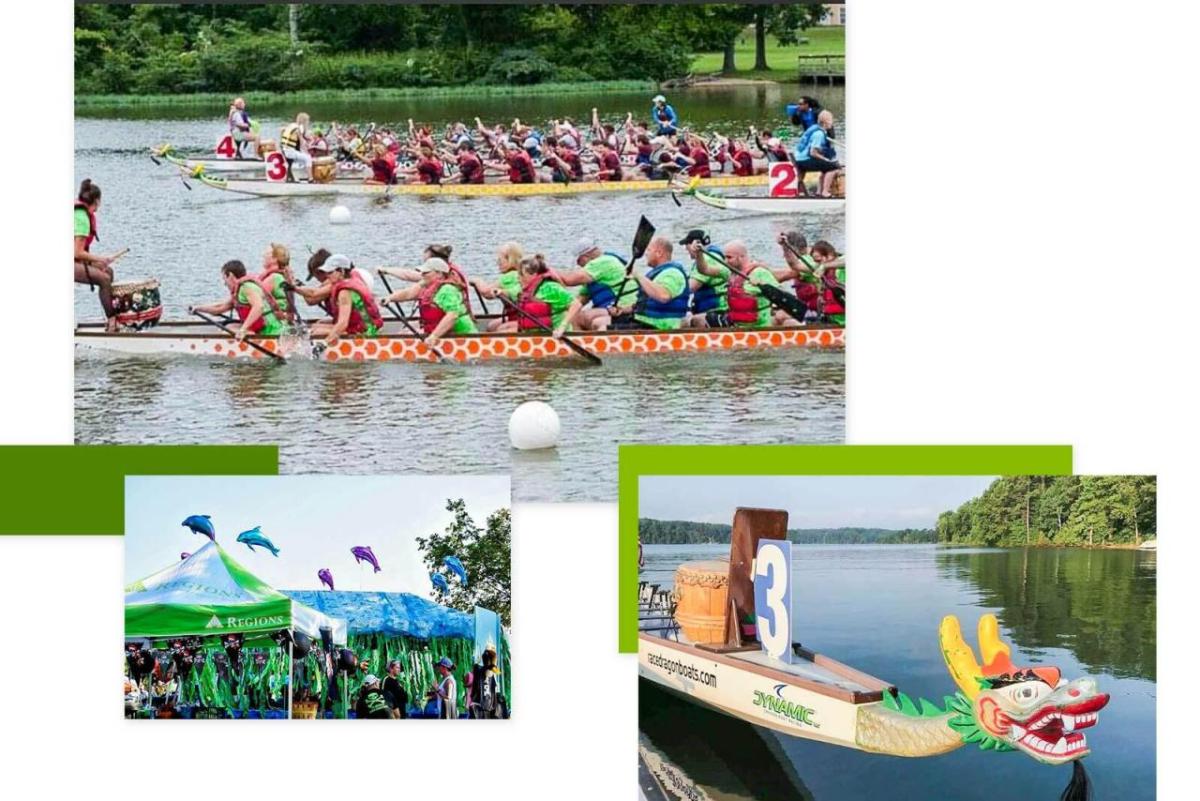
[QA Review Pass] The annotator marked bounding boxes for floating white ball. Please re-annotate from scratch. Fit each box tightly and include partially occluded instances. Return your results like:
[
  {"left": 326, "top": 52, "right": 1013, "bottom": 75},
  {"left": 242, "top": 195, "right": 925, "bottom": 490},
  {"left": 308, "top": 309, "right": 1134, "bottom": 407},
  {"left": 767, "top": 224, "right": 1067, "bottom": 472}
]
[
  {"left": 508, "top": 401, "right": 560, "bottom": 450},
  {"left": 329, "top": 205, "right": 351, "bottom": 225}
]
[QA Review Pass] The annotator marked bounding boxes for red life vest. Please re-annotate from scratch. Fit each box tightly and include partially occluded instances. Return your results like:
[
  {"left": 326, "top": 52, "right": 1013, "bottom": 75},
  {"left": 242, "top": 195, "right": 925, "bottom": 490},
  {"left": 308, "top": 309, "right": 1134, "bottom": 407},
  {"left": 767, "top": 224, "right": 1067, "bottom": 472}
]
[
  {"left": 795, "top": 279, "right": 820, "bottom": 311},
  {"left": 517, "top": 274, "right": 555, "bottom": 331},
  {"left": 74, "top": 202, "right": 97, "bottom": 252},
  {"left": 507, "top": 151, "right": 536, "bottom": 183},
  {"left": 329, "top": 275, "right": 384, "bottom": 334},
  {"left": 458, "top": 154, "right": 485, "bottom": 184},
  {"left": 231, "top": 277, "right": 283, "bottom": 333},
  {"left": 822, "top": 269, "right": 845, "bottom": 315},
  {"left": 689, "top": 147, "right": 711, "bottom": 179},
  {"left": 732, "top": 150, "right": 754, "bottom": 177},
  {"left": 726, "top": 273, "right": 761, "bottom": 325},
  {"left": 417, "top": 278, "right": 450, "bottom": 334},
  {"left": 598, "top": 151, "right": 623, "bottom": 182},
  {"left": 415, "top": 157, "right": 443, "bottom": 185}
]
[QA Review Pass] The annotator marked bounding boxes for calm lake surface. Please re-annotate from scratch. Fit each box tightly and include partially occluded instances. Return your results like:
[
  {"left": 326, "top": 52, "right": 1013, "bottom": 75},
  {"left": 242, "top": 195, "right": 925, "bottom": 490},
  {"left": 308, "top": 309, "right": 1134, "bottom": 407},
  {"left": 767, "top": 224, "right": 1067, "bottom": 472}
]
[
  {"left": 640, "top": 544, "right": 1156, "bottom": 801},
  {"left": 73, "top": 86, "right": 845, "bottom": 501}
]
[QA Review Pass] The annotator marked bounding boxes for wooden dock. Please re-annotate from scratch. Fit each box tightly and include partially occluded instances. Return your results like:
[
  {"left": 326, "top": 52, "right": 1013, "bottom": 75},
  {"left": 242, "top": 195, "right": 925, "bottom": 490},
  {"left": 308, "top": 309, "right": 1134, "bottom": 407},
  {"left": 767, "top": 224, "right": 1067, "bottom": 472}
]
[{"left": 797, "top": 54, "right": 845, "bottom": 85}]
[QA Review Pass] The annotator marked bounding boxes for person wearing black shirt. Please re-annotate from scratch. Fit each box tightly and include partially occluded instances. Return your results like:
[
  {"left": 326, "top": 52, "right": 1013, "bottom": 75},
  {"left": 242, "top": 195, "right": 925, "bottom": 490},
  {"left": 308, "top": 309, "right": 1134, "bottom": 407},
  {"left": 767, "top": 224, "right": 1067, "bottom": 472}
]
[
  {"left": 354, "top": 675, "right": 393, "bottom": 719},
  {"left": 382, "top": 660, "right": 409, "bottom": 719}
]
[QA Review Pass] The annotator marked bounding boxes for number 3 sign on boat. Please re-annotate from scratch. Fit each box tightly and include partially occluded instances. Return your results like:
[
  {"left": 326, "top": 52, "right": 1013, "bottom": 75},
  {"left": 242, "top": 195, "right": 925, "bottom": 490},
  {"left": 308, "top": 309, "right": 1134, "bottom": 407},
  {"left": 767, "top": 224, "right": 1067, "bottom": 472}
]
[{"left": 753, "top": 540, "right": 795, "bottom": 665}]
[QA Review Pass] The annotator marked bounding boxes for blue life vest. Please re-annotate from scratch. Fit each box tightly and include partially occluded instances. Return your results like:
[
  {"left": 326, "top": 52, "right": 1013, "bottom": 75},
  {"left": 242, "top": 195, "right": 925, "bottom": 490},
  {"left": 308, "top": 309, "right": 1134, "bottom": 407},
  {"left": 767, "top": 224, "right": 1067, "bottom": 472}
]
[
  {"left": 584, "top": 251, "right": 628, "bottom": 308},
  {"left": 793, "top": 124, "right": 834, "bottom": 162},
  {"left": 690, "top": 247, "right": 727, "bottom": 313},
  {"left": 635, "top": 261, "right": 691, "bottom": 319}
]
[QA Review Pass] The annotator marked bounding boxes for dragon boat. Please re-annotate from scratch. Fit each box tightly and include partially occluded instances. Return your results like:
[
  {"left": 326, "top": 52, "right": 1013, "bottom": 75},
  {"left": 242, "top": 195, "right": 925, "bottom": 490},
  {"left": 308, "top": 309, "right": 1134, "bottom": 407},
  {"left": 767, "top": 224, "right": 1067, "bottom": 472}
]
[
  {"left": 671, "top": 178, "right": 844, "bottom": 214},
  {"left": 152, "top": 145, "right": 368, "bottom": 177},
  {"left": 639, "top": 508, "right": 1109, "bottom": 793},
  {"left": 74, "top": 319, "right": 844, "bottom": 363}
]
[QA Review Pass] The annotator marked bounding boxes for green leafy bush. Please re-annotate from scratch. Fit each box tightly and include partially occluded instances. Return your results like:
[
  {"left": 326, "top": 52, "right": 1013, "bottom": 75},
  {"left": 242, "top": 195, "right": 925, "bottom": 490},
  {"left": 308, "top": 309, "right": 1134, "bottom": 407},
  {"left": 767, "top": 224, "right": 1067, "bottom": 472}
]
[{"left": 484, "top": 49, "right": 556, "bottom": 85}]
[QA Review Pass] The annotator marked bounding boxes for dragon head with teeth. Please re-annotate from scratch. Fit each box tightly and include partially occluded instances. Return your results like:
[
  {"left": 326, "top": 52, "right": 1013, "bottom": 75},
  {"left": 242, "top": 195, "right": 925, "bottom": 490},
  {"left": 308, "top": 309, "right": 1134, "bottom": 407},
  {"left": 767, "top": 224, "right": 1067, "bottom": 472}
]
[{"left": 940, "top": 615, "right": 1110, "bottom": 765}]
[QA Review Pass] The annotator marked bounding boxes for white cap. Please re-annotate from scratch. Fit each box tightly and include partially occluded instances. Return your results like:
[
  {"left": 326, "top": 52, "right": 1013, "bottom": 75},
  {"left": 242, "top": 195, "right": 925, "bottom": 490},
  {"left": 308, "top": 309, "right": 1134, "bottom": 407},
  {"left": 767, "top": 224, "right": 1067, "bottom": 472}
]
[
  {"left": 572, "top": 238, "right": 598, "bottom": 259},
  {"left": 420, "top": 257, "right": 450, "bottom": 274},
  {"left": 363, "top": 674, "right": 379, "bottom": 685},
  {"left": 325, "top": 253, "right": 352, "bottom": 272},
  {"left": 653, "top": 95, "right": 666, "bottom": 103}
]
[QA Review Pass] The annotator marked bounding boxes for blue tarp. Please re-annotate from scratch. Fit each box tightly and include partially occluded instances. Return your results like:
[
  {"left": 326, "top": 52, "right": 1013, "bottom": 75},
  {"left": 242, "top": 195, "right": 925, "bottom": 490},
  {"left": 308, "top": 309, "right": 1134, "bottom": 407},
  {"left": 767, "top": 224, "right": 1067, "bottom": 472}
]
[{"left": 280, "top": 590, "right": 474, "bottom": 640}]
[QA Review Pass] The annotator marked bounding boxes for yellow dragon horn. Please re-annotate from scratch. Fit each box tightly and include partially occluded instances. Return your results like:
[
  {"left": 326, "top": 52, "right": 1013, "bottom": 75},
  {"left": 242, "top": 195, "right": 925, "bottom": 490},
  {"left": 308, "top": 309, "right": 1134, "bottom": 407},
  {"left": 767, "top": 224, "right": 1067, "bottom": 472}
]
[
  {"left": 977, "top": 613, "right": 1011, "bottom": 668},
  {"left": 939, "top": 615, "right": 984, "bottom": 700}
]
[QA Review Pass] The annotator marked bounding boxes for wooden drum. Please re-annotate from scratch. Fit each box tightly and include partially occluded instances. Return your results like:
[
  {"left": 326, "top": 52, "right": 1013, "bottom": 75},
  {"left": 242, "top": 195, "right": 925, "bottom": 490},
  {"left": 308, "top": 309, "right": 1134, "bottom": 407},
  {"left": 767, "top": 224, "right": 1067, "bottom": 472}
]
[
  {"left": 257, "top": 139, "right": 278, "bottom": 156},
  {"left": 311, "top": 156, "right": 337, "bottom": 184},
  {"left": 112, "top": 279, "right": 163, "bottom": 330},
  {"left": 673, "top": 560, "right": 729, "bottom": 644}
]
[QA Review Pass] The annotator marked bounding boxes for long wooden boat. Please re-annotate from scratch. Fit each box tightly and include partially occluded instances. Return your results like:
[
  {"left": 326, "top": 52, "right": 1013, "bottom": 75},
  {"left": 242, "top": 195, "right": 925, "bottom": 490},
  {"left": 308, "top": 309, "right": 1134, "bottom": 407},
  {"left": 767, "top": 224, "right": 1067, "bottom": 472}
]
[
  {"left": 74, "top": 320, "right": 844, "bottom": 362},
  {"left": 639, "top": 508, "right": 1110, "bottom": 768},
  {"left": 686, "top": 186, "right": 845, "bottom": 214},
  {"left": 155, "top": 149, "right": 368, "bottom": 177},
  {"left": 191, "top": 171, "right": 767, "bottom": 199}
]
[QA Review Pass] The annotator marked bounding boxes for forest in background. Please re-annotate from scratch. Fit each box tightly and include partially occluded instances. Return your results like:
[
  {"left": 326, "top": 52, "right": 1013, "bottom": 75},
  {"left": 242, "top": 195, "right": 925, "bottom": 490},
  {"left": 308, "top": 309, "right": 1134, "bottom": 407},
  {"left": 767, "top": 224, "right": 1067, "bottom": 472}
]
[
  {"left": 639, "top": 519, "right": 937, "bottom": 545},
  {"left": 936, "top": 475, "right": 1156, "bottom": 547},
  {"left": 75, "top": 3, "right": 824, "bottom": 97}
]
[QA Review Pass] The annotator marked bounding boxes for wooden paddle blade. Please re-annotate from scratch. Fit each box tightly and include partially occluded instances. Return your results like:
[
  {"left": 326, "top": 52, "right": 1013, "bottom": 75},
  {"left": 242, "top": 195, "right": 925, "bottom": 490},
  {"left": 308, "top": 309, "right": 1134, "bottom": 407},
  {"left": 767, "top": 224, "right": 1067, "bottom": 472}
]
[
  {"left": 631, "top": 216, "right": 656, "bottom": 258},
  {"left": 761, "top": 284, "right": 808, "bottom": 322}
]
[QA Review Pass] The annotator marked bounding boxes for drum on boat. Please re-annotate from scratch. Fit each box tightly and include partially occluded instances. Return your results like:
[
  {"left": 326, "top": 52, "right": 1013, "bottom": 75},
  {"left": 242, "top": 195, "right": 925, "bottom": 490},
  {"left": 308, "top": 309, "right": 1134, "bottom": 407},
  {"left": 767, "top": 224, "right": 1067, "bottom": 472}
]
[
  {"left": 256, "top": 139, "right": 277, "bottom": 156},
  {"left": 311, "top": 156, "right": 338, "bottom": 184},
  {"left": 111, "top": 279, "right": 163, "bottom": 330},
  {"left": 673, "top": 559, "right": 729, "bottom": 644}
]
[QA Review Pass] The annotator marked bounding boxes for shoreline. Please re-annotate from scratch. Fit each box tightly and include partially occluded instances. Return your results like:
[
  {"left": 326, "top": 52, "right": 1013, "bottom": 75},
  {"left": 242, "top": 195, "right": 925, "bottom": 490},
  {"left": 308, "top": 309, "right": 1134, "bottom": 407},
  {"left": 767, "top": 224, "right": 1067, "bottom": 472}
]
[
  {"left": 645, "top": 541, "right": 1152, "bottom": 550},
  {"left": 73, "top": 80, "right": 661, "bottom": 111}
]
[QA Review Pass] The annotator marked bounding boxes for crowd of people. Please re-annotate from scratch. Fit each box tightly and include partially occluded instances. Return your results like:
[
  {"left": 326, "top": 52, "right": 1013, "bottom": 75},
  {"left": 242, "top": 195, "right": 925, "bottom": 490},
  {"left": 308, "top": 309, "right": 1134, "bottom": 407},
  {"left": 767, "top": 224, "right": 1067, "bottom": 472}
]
[
  {"left": 222, "top": 92, "right": 843, "bottom": 193},
  {"left": 183, "top": 231, "right": 844, "bottom": 346},
  {"left": 354, "top": 648, "right": 505, "bottom": 720}
]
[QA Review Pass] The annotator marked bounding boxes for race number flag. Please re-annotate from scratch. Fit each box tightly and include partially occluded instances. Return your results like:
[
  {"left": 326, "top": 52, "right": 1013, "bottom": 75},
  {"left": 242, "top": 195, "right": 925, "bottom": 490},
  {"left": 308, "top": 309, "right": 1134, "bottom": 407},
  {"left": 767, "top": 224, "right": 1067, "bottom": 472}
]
[{"left": 753, "top": 539, "right": 795, "bottom": 664}]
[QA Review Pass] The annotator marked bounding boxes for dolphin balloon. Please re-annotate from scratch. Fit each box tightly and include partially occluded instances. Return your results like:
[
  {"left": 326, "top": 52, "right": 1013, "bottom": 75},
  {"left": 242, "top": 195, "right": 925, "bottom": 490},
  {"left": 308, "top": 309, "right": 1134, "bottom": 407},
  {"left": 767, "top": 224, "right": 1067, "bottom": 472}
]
[
  {"left": 181, "top": 515, "right": 216, "bottom": 541},
  {"left": 235, "top": 526, "right": 280, "bottom": 557},
  {"left": 431, "top": 573, "right": 450, "bottom": 594},
  {"left": 351, "top": 546, "right": 381, "bottom": 573},
  {"left": 443, "top": 555, "right": 469, "bottom": 586},
  {"left": 318, "top": 568, "right": 335, "bottom": 591}
]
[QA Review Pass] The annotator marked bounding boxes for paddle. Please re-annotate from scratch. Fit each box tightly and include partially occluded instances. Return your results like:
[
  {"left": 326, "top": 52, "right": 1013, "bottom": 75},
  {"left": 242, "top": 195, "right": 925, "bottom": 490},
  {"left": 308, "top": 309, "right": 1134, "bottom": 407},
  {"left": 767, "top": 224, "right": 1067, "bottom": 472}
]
[
  {"left": 606, "top": 216, "right": 657, "bottom": 318},
  {"left": 493, "top": 293, "right": 601, "bottom": 367},
  {"left": 703, "top": 248, "right": 809, "bottom": 324},
  {"left": 779, "top": 239, "right": 845, "bottom": 312},
  {"left": 191, "top": 310, "right": 285, "bottom": 362},
  {"left": 376, "top": 272, "right": 449, "bottom": 363}
]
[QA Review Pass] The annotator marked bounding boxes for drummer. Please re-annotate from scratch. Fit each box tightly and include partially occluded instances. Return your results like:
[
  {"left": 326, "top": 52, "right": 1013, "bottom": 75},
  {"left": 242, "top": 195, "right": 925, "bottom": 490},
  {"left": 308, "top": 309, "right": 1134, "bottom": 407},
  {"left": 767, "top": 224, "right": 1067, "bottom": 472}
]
[
  {"left": 189, "top": 260, "right": 285, "bottom": 341},
  {"left": 228, "top": 98, "right": 258, "bottom": 158},
  {"left": 279, "top": 112, "right": 313, "bottom": 182},
  {"left": 73, "top": 179, "right": 120, "bottom": 332}
]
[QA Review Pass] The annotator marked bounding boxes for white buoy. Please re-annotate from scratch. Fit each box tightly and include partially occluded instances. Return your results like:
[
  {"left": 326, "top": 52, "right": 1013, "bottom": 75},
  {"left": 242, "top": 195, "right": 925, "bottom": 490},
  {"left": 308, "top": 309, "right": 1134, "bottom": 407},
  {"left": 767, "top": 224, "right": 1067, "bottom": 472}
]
[
  {"left": 508, "top": 401, "right": 560, "bottom": 450},
  {"left": 329, "top": 205, "right": 351, "bottom": 225}
]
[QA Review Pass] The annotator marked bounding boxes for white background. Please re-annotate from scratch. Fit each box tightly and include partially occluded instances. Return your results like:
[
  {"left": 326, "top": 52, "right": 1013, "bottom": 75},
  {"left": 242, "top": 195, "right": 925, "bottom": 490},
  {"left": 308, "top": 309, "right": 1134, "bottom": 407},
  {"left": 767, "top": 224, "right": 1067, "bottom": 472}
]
[{"left": 0, "top": 1, "right": 1194, "bottom": 797}]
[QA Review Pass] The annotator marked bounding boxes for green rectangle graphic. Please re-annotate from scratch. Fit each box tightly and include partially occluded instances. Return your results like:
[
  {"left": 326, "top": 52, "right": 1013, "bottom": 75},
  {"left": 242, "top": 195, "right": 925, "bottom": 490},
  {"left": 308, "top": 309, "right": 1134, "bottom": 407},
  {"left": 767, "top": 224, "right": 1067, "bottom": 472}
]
[
  {"left": 616, "top": 444, "right": 1074, "bottom": 653},
  {"left": 0, "top": 445, "right": 279, "bottom": 535}
]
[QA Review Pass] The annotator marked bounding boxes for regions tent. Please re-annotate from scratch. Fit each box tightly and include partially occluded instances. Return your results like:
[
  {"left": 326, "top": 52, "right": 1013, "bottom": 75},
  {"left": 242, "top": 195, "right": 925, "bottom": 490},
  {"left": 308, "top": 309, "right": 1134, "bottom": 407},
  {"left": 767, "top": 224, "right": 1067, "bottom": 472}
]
[
  {"left": 125, "top": 541, "right": 347, "bottom": 718},
  {"left": 283, "top": 590, "right": 511, "bottom": 717},
  {"left": 126, "top": 541, "right": 347, "bottom": 643}
]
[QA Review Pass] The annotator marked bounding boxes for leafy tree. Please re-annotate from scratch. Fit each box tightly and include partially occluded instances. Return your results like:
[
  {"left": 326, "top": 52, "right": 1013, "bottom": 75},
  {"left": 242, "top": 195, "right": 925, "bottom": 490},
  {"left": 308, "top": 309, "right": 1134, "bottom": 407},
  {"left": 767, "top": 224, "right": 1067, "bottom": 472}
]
[{"left": 415, "top": 499, "right": 511, "bottom": 627}]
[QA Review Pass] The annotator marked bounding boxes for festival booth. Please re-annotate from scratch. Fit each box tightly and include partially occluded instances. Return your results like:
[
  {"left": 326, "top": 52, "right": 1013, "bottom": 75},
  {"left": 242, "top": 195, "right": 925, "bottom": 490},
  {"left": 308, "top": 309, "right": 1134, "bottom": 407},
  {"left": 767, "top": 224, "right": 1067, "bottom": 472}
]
[
  {"left": 283, "top": 590, "right": 511, "bottom": 718},
  {"left": 124, "top": 541, "right": 347, "bottom": 719}
]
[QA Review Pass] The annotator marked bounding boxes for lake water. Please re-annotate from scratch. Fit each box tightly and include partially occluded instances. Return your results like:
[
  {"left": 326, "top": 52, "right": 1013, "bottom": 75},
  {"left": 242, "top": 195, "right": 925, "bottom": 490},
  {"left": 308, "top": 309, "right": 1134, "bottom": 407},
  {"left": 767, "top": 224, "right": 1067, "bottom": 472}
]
[
  {"left": 73, "top": 86, "right": 845, "bottom": 501},
  {"left": 640, "top": 544, "right": 1156, "bottom": 800}
]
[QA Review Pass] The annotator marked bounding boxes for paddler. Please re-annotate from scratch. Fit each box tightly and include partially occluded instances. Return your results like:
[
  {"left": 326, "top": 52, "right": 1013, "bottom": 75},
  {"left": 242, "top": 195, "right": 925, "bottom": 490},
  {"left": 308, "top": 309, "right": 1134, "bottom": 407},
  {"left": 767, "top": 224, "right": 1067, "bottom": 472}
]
[
  {"left": 591, "top": 140, "right": 624, "bottom": 182},
  {"left": 364, "top": 143, "right": 398, "bottom": 185},
  {"left": 792, "top": 109, "right": 843, "bottom": 197},
  {"left": 810, "top": 240, "right": 846, "bottom": 325},
  {"left": 691, "top": 240, "right": 781, "bottom": 328},
  {"left": 767, "top": 232, "right": 820, "bottom": 325},
  {"left": 542, "top": 137, "right": 583, "bottom": 183},
  {"left": 279, "top": 112, "right": 313, "bottom": 182},
  {"left": 609, "top": 236, "right": 691, "bottom": 331},
  {"left": 258, "top": 243, "right": 298, "bottom": 325},
  {"left": 381, "top": 257, "right": 477, "bottom": 346},
  {"left": 503, "top": 254, "right": 583, "bottom": 337},
  {"left": 469, "top": 242, "right": 525, "bottom": 332},
  {"left": 679, "top": 230, "right": 730, "bottom": 328},
  {"left": 452, "top": 141, "right": 486, "bottom": 184},
  {"left": 673, "top": 134, "right": 712, "bottom": 178},
  {"left": 189, "top": 260, "right": 285, "bottom": 341},
  {"left": 552, "top": 239, "right": 638, "bottom": 331},
  {"left": 73, "top": 179, "right": 120, "bottom": 332},
  {"left": 295, "top": 253, "right": 384, "bottom": 344},
  {"left": 401, "top": 142, "right": 444, "bottom": 185},
  {"left": 651, "top": 94, "right": 679, "bottom": 136},
  {"left": 489, "top": 140, "right": 539, "bottom": 184},
  {"left": 227, "top": 97, "right": 258, "bottom": 158}
]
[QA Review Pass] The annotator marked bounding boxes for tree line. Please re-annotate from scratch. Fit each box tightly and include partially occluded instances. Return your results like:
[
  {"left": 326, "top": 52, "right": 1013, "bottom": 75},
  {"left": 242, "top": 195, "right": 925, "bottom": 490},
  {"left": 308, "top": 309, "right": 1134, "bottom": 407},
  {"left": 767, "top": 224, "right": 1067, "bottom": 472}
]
[
  {"left": 639, "top": 518, "right": 937, "bottom": 545},
  {"left": 936, "top": 475, "right": 1156, "bottom": 547},
  {"left": 74, "top": 3, "right": 823, "bottom": 96}
]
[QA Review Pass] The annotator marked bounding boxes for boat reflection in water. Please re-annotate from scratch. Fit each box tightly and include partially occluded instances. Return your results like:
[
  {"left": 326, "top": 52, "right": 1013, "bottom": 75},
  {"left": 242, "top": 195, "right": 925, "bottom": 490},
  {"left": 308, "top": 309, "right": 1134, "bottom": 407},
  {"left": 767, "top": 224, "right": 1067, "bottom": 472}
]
[{"left": 639, "top": 681, "right": 814, "bottom": 801}]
